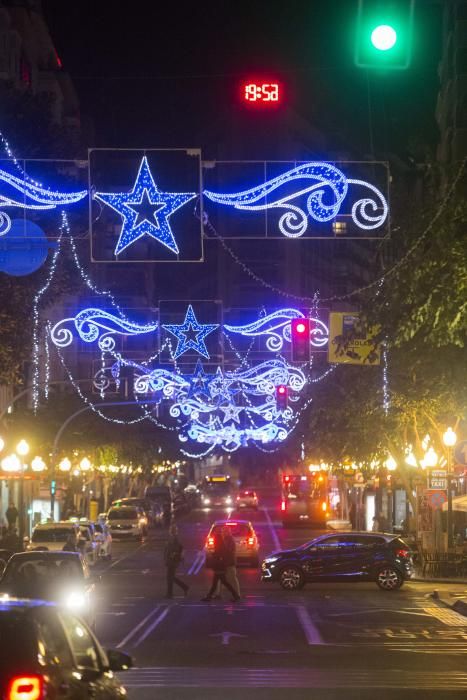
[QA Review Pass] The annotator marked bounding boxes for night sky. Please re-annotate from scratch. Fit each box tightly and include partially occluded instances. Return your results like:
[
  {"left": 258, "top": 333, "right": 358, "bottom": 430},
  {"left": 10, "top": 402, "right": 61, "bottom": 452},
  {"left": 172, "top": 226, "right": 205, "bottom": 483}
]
[{"left": 42, "top": 0, "right": 442, "bottom": 159}]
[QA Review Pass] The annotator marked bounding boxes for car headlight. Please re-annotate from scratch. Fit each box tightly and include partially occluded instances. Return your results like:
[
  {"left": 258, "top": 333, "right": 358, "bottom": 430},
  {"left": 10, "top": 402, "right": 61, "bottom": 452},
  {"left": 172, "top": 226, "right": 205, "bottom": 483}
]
[
  {"left": 203, "top": 498, "right": 211, "bottom": 505},
  {"left": 225, "top": 496, "right": 232, "bottom": 504},
  {"left": 132, "top": 523, "right": 139, "bottom": 528},
  {"left": 65, "top": 590, "right": 87, "bottom": 612},
  {"left": 264, "top": 556, "right": 280, "bottom": 564}
]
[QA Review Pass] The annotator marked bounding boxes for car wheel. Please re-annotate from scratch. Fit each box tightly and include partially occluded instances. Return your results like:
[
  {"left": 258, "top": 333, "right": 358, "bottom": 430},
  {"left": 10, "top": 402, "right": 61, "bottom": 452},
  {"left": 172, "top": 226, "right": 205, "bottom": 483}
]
[
  {"left": 376, "top": 567, "right": 403, "bottom": 591},
  {"left": 279, "top": 565, "right": 304, "bottom": 591}
]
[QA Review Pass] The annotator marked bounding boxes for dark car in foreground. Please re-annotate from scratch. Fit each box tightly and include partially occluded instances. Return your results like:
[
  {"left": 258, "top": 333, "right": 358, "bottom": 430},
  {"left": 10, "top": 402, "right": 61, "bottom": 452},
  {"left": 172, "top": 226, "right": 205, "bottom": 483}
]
[
  {"left": 0, "top": 598, "right": 131, "bottom": 699},
  {"left": 0, "top": 551, "right": 98, "bottom": 626},
  {"left": 261, "top": 532, "right": 414, "bottom": 591}
]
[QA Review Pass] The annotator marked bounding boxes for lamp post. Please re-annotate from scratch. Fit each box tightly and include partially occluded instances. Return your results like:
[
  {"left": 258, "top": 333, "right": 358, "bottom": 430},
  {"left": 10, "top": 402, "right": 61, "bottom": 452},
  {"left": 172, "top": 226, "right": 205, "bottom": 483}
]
[
  {"left": 443, "top": 427, "right": 457, "bottom": 549},
  {"left": 15, "top": 439, "right": 29, "bottom": 543}
]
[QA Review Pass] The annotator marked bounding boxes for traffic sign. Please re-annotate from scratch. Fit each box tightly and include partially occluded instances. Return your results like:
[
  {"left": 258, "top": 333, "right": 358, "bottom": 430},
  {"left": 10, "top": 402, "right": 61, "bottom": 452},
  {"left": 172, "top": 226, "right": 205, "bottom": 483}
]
[
  {"left": 426, "top": 489, "right": 447, "bottom": 510},
  {"left": 454, "top": 440, "right": 467, "bottom": 466},
  {"left": 429, "top": 469, "right": 447, "bottom": 490}
]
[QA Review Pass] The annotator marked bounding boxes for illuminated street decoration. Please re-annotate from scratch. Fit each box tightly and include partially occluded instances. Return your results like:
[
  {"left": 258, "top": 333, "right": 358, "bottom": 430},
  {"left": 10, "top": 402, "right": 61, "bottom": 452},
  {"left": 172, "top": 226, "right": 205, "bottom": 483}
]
[
  {"left": 162, "top": 305, "right": 219, "bottom": 359},
  {"left": 94, "top": 156, "right": 197, "bottom": 255},
  {"left": 203, "top": 161, "right": 388, "bottom": 235},
  {"left": 224, "top": 308, "right": 329, "bottom": 350},
  {"left": 0, "top": 164, "right": 87, "bottom": 235},
  {"left": 51, "top": 308, "right": 158, "bottom": 351}
]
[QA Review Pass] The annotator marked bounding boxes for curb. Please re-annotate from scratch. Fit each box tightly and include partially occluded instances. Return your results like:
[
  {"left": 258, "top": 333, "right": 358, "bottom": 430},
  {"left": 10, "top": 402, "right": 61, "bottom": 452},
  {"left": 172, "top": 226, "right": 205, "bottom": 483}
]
[
  {"left": 432, "top": 590, "right": 467, "bottom": 618},
  {"left": 411, "top": 576, "right": 467, "bottom": 585},
  {"left": 452, "top": 599, "right": 467, "bottom": 617}
]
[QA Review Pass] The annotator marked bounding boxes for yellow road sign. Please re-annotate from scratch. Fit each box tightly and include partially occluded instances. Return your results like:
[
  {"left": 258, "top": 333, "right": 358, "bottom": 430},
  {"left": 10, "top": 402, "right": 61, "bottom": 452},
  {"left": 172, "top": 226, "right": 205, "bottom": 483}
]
[{"left": 328, "top": 312, "right": 380, "bottom": 365}]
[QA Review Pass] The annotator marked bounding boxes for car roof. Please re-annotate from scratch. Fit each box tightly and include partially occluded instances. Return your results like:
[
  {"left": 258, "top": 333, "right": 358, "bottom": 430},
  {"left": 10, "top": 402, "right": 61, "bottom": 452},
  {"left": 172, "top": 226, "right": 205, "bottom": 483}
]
[
  {"left": 212, "top": 519, "right": 252, "bottom": 526},
  {"left": 8, "top": 551, "right": 82, "bottom": 562},
  {"left": 319, "top": 531, "right": 398, "bottom": 542},
  {"left": 33, "top": 521, "right": 78, "bottom": 529}
]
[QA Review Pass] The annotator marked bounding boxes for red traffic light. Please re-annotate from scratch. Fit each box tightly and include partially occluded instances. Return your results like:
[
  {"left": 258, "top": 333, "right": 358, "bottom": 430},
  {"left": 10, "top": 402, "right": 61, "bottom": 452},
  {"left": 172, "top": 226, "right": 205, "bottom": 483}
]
[
  {"left": 295, "top": 322, "right": 307, "bottom": 334},
  {"left": 276, "top": 384, "right": 288, "bottom": 409},
  {"left": 291, "top": 318, "right": 310, "bottom": 362},
  {"left": 277, "top": 385, "right": 286, "bottom": 395}
]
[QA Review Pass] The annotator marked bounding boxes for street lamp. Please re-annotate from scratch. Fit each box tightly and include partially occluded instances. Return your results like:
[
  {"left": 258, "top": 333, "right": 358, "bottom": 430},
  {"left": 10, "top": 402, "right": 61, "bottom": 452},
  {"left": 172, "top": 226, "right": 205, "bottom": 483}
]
[
  {"left": 80, "top": 457, "right": 92, "bottom": 472},
  {"left": 15, "top": 439, "right": 29, "bottom": 543},
  {"left": 443, "top": 427, "right": 457, "bottom": 549},
  {"left": 59, "top": 457, "right": 71, "bottom": 472},
  {"left": 31, "top": 456, "right": 46, "bottom": 473}
]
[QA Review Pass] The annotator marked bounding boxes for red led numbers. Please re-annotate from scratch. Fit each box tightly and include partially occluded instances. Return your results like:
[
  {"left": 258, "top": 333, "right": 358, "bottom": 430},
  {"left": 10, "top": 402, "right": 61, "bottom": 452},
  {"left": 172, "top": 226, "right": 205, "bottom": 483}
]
[{"left": 242, "top": 81, "right": 281, "bottom": 105}]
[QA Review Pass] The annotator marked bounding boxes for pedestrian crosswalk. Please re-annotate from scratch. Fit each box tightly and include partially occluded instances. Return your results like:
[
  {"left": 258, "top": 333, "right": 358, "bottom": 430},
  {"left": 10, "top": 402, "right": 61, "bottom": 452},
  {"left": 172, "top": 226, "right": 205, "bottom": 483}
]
[{"left": 118, "top": 666, "right": 467, "bottom": 689}]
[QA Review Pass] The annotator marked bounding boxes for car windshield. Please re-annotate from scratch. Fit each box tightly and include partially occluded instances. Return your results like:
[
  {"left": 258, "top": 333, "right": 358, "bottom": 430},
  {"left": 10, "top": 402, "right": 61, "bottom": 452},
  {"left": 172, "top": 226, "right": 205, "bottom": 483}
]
[
  {"left": 108, "top": 509, "right": 137, "bottom": 520},
  {"left": 1, "top": 557, "right": 83, "bottom": 597},
  {"left": 32, "top": 528, "right": 75, "bottom": 543},
  {"left": 212, "top": 523, "right": 250, "bottom": 537}
]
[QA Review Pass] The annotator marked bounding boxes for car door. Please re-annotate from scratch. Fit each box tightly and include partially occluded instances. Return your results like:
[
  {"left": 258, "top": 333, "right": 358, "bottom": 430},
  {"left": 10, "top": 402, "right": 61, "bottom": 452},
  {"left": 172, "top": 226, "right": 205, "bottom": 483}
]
[
  {"left": 299, "top": 536, "right": 343, "bottom": 578},
  {"left": 59, "top": 611, "right": 120, "bottom": 699}
]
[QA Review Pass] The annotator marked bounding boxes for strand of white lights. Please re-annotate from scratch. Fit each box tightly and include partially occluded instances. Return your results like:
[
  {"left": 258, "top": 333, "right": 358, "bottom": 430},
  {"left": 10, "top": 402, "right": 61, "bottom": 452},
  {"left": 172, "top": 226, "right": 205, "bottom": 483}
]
[
  {"left": 0, "top": 130, "right": 42, "bottom": 187},
  {"left": 204, "top": 157, "right": 466, "bottom": 303},
  {"left": 32, "top": 219, "right": 64, "bottom": 411},
  {"left": 180, "top": 443, "right": 216, "bottom": 459},
  {"left": 382, "top": 345, "right": 390, "bottom": 415},
  {"left": 44, "top": 324, "right": 51, "bottom": 400}
]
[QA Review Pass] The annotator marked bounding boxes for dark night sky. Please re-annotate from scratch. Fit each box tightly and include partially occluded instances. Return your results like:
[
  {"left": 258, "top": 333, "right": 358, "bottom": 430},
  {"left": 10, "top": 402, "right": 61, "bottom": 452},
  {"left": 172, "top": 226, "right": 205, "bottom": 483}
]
[{"left": 41, "top": 0, "right": 442, "bottom": 157}]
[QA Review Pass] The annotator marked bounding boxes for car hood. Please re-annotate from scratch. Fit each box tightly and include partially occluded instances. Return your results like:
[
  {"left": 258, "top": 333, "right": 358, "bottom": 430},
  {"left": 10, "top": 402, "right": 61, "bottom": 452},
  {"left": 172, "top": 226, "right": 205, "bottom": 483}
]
[
  {"left": 108, "top": 520, "right": 137, "bottom": 526},
  {"left": 265, "top": 548, "right": 296, "bottom": 559}
]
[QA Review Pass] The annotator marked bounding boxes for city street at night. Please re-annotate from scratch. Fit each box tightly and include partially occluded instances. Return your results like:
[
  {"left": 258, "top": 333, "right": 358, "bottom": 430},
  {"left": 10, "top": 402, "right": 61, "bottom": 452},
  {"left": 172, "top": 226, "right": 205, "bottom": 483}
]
[{"left": 91, "top": 491, "right": 467, "bottom": 698}]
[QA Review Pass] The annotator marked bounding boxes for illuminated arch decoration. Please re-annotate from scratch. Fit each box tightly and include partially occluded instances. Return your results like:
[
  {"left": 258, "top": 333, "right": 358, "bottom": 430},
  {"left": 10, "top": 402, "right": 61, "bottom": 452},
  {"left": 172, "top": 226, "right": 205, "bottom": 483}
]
[
  {"left": 224, "top": 308, "right": 329, "bottom": 351},
  {"left": 50, "top": 308, "right": 158, "bottom": 352},
  {"left": 161, "top": 305, "right": 219, "bottom": 359},
  {"left": 203, "top": 161, "right": 388, "bottom": 236},
  {"left": 94, "top": 156, "right": 197, "bottom": 255},
  {"left": 0, "top": 164, "right": 87, "bottom": 236}
]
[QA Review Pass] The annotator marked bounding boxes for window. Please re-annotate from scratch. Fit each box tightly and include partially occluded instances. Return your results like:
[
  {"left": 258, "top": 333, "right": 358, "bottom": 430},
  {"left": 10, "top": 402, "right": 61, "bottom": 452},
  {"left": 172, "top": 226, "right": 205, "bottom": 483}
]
[
  {"left": 35, "top": 610, "right": 73, "bottom": 668},
  {"left": 60, "top": 613, "right": 100, "bottom": 671},
  {"left": 312, "top": 536, "right": 341, "bottom": 550}
]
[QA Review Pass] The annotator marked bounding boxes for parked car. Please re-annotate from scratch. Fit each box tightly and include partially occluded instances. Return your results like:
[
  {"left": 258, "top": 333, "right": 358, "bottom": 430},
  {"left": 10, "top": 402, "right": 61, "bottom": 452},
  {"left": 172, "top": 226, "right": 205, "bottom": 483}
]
[
  {"left": 205, "top": 519, "right": 260, "bottom": 567},
  {"left": 261, "top": 532, "right": 414, "bottom": 591},
  {"left": 93, "top": 521, "right": 113, "bottom": 560},
  {"left": 236, "top": 489, "right": 259, "bottom": 510},
  {"left": 145, "top": 485, "right": 172, "bottom": 524},
  {"left": 0, "top": 598, "right": 132, "bottom": 700},
  {"left": 111, "top": 497, "right": 155, "bottom": 528},
  {"left": 27, "top": 521, "right": 80, "bottom": 553},
  {"left": 76, "top": 522, "right": 100, "bottom": 567},
  {"left": 0, "top": 551, "right": 99, "bottom": 626},
  {"left": 106, "top": 506, "right": 147, "bottom": 539}
]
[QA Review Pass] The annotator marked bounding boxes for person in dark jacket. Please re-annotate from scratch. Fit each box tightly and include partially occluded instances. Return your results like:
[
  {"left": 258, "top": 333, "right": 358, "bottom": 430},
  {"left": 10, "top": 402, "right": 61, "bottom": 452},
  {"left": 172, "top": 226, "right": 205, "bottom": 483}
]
[
  {"left": 6, "top": 502, "right": 19, "bottom": 531},
  {"left": 164, "top": 524, "right": 189, "bottom": 598},
  {"left": 202, "top": 530, "right": 240, "bottom": 602}
]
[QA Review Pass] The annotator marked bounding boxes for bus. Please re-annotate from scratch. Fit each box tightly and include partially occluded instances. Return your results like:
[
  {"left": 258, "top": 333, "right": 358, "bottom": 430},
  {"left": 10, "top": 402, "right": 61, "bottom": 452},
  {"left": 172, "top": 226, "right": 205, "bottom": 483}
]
[
  {"left": 281, "top": 472, "right": 329, "bottom": 527},
  {"left": 200, "top": 475, "right": 234, "bottom": 509}
]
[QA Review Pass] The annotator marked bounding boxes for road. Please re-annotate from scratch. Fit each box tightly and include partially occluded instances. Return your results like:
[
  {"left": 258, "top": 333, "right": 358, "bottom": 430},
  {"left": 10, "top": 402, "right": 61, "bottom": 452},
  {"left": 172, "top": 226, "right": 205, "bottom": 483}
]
[{"left": 94, "top": 489, "right": 467, "bottom": 699}]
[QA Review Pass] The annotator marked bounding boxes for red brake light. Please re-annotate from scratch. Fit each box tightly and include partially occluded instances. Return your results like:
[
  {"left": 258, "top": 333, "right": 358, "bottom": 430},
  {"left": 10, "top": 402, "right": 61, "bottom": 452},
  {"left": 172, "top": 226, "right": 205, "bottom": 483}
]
[
  {"left": 395, "top": 548, "right": 410, "bottom": 558},
  {"left": 281, "top": 500, "right": 286, "bottom": 512},
  {"left": 247, "top": 536, "right": 255, "bottom": 546},
  {"left": 207, "top": 536, "right": 215, "bottom": 547},
  {"left": 8, "top": 675, "right": 43, "bottom": 700}
]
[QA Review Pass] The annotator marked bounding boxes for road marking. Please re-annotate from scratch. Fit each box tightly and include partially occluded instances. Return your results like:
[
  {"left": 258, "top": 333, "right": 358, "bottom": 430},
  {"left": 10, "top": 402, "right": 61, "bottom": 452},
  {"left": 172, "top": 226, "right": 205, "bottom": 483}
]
[
  {"left": 423, "top": 606, "right": 467, "bottom": 626},
  {"left": 133, "top": 606, "right": 171, "bottom": 647},
  {"left": 210, "top": 631, "right": 246, "bottom": 645},
  {"left": 187, "top": 550, "right": 205, "bottom": 575},
  {"left": 115, "top": 605, "right": 162, "bottom": 649},
  {"left": 104, "top": 541, "right": 147, "bottom": 571},
  {"left": 97, "top": 612, "right": 126, "bottom": 616},
  {"left": 295, "top": 605, "right": 324, "bottom": 645},
  {"left": 262, "top": 506, "right": 281, "bottom": 551}
]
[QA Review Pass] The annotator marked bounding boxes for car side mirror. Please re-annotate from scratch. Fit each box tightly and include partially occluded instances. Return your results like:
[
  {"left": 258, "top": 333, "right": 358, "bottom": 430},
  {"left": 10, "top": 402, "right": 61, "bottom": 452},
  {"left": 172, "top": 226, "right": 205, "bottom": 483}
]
[{"left": 106, "top": 649, "right": 133, "bottom": 672}]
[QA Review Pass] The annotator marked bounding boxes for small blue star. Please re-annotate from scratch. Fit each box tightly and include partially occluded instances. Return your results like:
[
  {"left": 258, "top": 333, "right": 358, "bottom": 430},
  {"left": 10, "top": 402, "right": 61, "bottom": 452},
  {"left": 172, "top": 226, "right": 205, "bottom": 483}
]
[
  {"left": 95, "top": 156, "right": 196, "bottom": 255},
  {"left": 163, "top": 305, "right": 219, "bottom": 359}
]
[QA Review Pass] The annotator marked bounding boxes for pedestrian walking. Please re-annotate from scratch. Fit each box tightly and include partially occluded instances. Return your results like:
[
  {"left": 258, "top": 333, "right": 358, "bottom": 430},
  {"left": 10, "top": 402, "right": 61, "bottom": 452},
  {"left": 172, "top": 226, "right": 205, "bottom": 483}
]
[
  {"left": 164, "top": 524, "right": 189, "bottom": 599},
  {"left": 202, "top": 530, "right": 240, "bottom": 602},
  {"left": 371, "top": 516, "right": 380, "bottom": 532},
  {"left": 6, "top": 502, "right": 19, "bottom": 531},
  {"left": 213, "top": 526, "right": 241, "bottom": 599}
]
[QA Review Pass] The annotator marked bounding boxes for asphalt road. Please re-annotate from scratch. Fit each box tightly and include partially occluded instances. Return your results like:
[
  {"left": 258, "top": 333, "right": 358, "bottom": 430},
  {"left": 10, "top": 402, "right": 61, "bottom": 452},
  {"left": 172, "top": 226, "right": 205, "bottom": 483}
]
[{"left": 93, "top": 490, "right": 467, "bottom": 699}]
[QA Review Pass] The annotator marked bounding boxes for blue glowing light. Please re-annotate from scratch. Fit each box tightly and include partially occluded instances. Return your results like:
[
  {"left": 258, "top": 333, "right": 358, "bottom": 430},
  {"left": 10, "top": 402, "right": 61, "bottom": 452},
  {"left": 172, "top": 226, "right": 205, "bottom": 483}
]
[
  {"left": 94, "top": 156, "right": 197, "bottom": 255},
  {"left": 0, "top": 164, "right": 87, "bottom": 236},
  {"left": 50, "top": 308, "right": 158, "bottom": 351},
  {"left": 203, "top": 162, "right": 388, "bottom": 236},
  {"left": 224, "top": 308, "right": 329, "bottom": 351},
  {"left": 162, "top": 305, "right": 219, "bottom": 359}
]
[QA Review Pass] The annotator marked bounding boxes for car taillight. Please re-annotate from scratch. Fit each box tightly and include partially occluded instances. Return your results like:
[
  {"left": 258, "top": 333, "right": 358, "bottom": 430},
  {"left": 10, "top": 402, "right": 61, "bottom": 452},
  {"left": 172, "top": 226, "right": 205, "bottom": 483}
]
[
  {"left": 7, "top": 675, "right": 43, "bottom": 700},
  {"left": 247, "top": 537, "right": 255, "bottom": 546},
  {"left": 236, "top": 496, "right": 240, "bottom": 501},
  {"left": 281, "top": 500, "right": 286, "bottom": 512},
  {"left": 207, "top": 536, "right": 215, "bottom": 547},
  {"left": 395, "top": 548, "right": 410, "bottom": 558},
  {"left": 321, "top": 502, "right": 327, "bottom": 512}
]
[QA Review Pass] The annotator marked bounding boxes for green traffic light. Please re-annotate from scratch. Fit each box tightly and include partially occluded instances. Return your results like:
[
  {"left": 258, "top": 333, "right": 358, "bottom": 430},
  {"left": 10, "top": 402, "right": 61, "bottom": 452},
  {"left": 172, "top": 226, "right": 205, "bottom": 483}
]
[{"left": 371, "top": 24, "right": 397, "bottom": 51}]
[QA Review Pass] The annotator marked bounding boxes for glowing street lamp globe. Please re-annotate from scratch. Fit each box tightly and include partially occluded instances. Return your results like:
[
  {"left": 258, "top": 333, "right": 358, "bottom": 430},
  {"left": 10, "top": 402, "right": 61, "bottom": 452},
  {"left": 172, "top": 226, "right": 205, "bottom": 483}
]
[
  {"left": 16, "top": 439, "right": 29, "bottom": 457},
  {"left": 80, "top": 457, "right": 92, "bottom": 471},
  {"left": 371, "top": 24, "right": 397, "bottom": 51},
  {"left": 31, "top": 456, "right": 46, "bottom": 472},
  {"left": 443, "top": 427, "right": 457, "bottom": 448},
  {"left": 59, "top": 457, "right": 72, "bottom": 472}
]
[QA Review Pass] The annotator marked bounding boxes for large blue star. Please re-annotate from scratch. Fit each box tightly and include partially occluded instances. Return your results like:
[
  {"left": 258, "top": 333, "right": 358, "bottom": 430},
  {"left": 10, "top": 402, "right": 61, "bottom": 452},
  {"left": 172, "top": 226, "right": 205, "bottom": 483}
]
[
  {"left": 95, "top": 156, "right": 196, "bottom": 255},
  {"left": 163, "top": 305, "right": 219, "bottom": 359}
]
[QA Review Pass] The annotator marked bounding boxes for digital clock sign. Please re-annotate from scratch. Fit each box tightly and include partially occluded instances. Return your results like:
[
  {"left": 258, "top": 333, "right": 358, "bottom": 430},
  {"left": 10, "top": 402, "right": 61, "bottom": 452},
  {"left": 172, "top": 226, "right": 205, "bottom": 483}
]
[{"left": 241, "top": 80, "right": 282, "bottom": 106}]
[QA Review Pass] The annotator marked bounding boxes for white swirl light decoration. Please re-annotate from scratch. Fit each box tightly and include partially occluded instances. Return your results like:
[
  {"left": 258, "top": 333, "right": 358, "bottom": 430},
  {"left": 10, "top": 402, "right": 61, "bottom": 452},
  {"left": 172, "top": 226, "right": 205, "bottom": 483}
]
[
  {"left": 204, "top": 162, "right": 388, "bottom": 236},
  {"left": 310, "top": 318, "right": 329, "bottom": 348},
  {"left": 347, "top": 179, "right": 389, "bottom": 230},
  {"left": 224, "top": 308, "right": 305, "bottom": 352},
  {"left": 0, "top": 210, "right": 11, "bottom": 236},
  {"left": 50, "top": 308, "right": 158, "bottom": 349}
]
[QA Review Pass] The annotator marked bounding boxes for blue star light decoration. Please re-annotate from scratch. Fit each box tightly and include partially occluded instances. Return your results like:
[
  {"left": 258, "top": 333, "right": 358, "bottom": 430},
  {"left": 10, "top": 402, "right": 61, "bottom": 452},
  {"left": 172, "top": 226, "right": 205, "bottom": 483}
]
[
  {"left": 162, "top": 305, "right": 219, "bottom": 359},
  {"left": 94, "top": 156, "right": 196, "bottom": 256}
]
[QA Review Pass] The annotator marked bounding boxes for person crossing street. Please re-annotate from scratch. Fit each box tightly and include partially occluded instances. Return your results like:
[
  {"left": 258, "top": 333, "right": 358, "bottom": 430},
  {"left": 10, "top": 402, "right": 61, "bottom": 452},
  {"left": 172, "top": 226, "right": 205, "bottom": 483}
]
[
  {"left": 202, "top": 528, "right": 241, "bottom": 602},
  {"left": 164, "top": 524, "right": 189, "bottom": 599}
]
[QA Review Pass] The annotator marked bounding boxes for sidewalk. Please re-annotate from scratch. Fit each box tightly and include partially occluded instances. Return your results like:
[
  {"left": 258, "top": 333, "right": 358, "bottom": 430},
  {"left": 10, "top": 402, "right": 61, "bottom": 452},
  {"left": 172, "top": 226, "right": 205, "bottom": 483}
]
[{"left": 432, "top": 588, "right": 467, "bottom": 617}]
